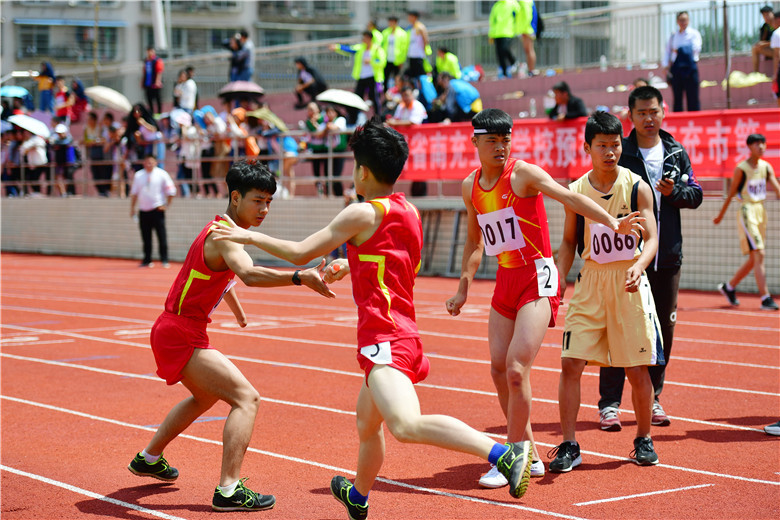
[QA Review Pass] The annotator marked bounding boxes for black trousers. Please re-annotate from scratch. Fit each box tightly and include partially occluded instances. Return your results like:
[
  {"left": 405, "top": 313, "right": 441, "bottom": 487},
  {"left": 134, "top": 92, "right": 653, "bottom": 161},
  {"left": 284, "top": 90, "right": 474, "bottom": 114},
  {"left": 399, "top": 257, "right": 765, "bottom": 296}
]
[
  {"left": 670, "top": 69, "right": 700, "bottom": 112},
  {"left": 138, "top": 208, "right": 169, "bottom": 264},
  {"left": 355, "top": 76, "right": 381, "bottom": 114},
  {"left": 145, "top": 87, "right": 163, "bottom": 115},
  {"left": 494, "top": 37, "right": 517, "bottom": 76},
  {"left": 384, "top": 62, "right": 401, "bottom": 92},
  {"left": 598, "top": 266, "right": 681, "bottom": 409}
]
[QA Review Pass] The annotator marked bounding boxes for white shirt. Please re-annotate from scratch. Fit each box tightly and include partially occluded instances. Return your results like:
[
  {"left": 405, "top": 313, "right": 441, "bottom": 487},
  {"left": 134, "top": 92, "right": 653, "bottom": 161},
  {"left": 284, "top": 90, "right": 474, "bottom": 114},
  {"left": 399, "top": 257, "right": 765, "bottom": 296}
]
[
  {"left": 639, "top": 141, "right": 664, "bottom": 208},
  {"left": 663, "top": 27, "right": 702, "bottom": 68},
  {"left": 20, "top": 135, "right": 48, "bottom": 166},
  {"left": 771, "top": 30, "right": 780, "bottom": 50},
  {"left": 130, "top": 166, "right": 177, "bottom": 211},
  {"left": 178, "top": 79, "right": 197, "bottom": 111},
  {"left": 393, "top": 99, "right": 427, "bottom": 124}
]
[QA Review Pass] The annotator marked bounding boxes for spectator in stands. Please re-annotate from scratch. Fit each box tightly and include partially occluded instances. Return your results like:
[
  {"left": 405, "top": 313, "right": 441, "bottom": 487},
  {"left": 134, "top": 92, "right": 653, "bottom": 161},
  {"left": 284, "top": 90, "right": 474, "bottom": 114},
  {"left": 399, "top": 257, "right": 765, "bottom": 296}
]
[
  {"left": 225, "top": 36, "right": 245, "bottom": 82},
  {"left": 387, "top": 86, "right": 427, "bottom": 126},
  {"left": 772, "top": 10, "right": 780, "bottom": 107},
  {"left": 713, "top": 133, "right": 780, "bottom": 311},
  {"left": 663, "top": 11, "right": 702, "bottom": 112},
  {"left": 293, "top": 57, "right": 328, "bottom": 110},
  {"left": 310, "top": 105, "right": 348, "bottom": 197},
  {"left": 84, "top": 111, "right": 109, "bottom": 197},
  {"left": 126, "top": 103, "right": 161, "bottom": 176},
  {"left": 598, "top": 85, "right": 702, "bottom": 432},
  {"left": 2, "top": 128, "right": 23, "bottom": 197},
  {"left": 33, "top": 61, "right": 55, "bottom": 113},
  {"left": 435, "top": 46, "right": 462, "bottom": 82},
  {"left": 50, "top": 123, "right": 77, "bottom": 197},
  {"left": 751, "top": 6, "right": 775, "bottom": 74},
  {"left": 18, "top": 128, "right": 48, "bottom": 194},
  {"left": 330, "top": 32, "right": 386, "bottom": 115},
  {"left": 70, "top": 78, "right": 90, "bottom": 124},
  {"left": 489, "top": 0, "right": 519, "bottom": 78},
  {"left": 366, "top": 19, "right": 383, "bottom": 49},
  {"left": 129, "top": 154, "right": 177, "bottom": 268},
  {"left": 517, "top": 0, "right": 539, "bottom": 76},
  {"left": 174, "top": 68, "right": 197, "bottom": 114},
  {"left": 429, "top": 72, "right": 482, "bottom": 124},
  {"left": 548, "top": 81, "right": 588, "bottom": 121},
  {"left": 142, "top": 47, "right": 165, "bottom": 116},
  {"left": 237, "top": 29, "right": 256, "bottom": 81},
  {"left": 406, "top": 11, "right": 432, "bottom": 90},
  {"left": 53, "top": 76, "right": 74, "bottom": 125},
  {"left": 382, "top": 16, "right": 409, "bottom": 92}
]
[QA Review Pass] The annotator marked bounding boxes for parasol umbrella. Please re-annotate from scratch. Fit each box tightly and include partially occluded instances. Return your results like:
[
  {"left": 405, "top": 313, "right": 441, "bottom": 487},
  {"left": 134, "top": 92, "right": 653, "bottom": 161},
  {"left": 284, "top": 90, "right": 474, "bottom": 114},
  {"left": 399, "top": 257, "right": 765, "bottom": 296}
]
[
  {"left": 84, "top": 85, "right": 132, "bottom": 113},
  {"left": 246, "top": 107, "right": 288, "bottom": 132},
  {"left": 218, "top": 81, "right": 265, "bottom": 100},
  {"left": 315, "top": 89, "right": 370, "bottom": 111},
  {"left": 8, "top": 114, "right": 50, "bottom": 138},
  {"left": 1, "top": 85, "right": 30, "bottom": 99}
]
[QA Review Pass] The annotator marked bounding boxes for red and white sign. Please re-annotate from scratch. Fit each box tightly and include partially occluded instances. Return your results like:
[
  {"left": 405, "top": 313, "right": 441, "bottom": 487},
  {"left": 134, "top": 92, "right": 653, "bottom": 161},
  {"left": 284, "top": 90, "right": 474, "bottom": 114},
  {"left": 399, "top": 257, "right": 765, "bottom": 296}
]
[{"left": 394, "top": 109, "right": 780, "bottom": 181}]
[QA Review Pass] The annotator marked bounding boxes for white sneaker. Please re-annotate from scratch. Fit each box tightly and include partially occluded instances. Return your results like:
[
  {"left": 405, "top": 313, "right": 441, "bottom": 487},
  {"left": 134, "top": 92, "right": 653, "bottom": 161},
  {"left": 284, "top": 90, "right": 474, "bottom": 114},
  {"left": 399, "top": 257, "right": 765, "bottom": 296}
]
[
  {"left": 478, "top": 465, "right": 507, "bottom": 488},
  {"left": 480, "top": 460, "right": 544, "bottom": 488}
]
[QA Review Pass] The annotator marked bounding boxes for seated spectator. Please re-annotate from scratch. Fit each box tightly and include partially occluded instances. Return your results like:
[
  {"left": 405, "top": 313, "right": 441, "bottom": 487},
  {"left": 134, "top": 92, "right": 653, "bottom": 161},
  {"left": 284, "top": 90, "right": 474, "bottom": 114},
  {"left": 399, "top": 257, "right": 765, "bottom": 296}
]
[
  {"left": 429, "top": 72, "right": 482, "bottom": 123},
  {"left": 293, "top": 57, "right": 328, "bottom": 109},
  {"left": 752, "top": 6, "right": 776, "bottom": 73},
  {"left": 548, "top": 81, "right": 588, "bottom": 120},
  {"left": 387, "top": 86, "right": 427, "bottom": 125}
]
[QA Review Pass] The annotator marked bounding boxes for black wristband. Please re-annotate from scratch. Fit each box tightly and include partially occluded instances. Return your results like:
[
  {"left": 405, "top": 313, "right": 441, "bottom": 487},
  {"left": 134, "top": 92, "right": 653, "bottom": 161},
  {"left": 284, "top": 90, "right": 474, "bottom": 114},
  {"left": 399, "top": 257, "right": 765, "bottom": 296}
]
[{"left": 292, "top": 270, "right": 302, "bottom": 286}]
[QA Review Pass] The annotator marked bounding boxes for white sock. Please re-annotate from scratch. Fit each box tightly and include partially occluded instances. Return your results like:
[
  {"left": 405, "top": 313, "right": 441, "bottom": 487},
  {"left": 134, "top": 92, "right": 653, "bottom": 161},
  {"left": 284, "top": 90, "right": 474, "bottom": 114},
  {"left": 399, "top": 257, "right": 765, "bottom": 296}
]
[
  {"left": 141, "top": 450, "right": 160, "bottom": 464},
  {"left": 726, "top": 283, "right": 735, "bottom": 291},
  {"left": 218, "top": 480, "right": 239, "bottom": 497}
]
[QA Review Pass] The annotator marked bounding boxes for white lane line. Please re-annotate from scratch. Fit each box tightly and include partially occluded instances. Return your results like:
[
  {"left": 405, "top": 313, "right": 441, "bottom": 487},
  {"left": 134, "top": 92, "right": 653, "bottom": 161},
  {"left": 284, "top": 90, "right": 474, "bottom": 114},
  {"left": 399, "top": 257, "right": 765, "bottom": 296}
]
[
  {"left": 573, "top": 484, "right": 715, "bottom": 506},
  {"left": 0, "top": 464, "right": 188, "bottom": 520},
  {"left": 0, "top": 396, "right": 588, "bottom": 520}
]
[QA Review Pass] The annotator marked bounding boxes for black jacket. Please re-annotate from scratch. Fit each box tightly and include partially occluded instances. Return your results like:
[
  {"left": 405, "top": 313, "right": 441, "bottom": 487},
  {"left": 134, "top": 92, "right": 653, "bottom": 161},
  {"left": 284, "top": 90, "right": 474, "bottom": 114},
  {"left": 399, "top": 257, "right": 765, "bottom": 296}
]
[
  {"left": 619, "top": 128, "right": 703, "bottom": 270},
  {"left": 549, "top": 95, "right": 588, "bottom": 120}
]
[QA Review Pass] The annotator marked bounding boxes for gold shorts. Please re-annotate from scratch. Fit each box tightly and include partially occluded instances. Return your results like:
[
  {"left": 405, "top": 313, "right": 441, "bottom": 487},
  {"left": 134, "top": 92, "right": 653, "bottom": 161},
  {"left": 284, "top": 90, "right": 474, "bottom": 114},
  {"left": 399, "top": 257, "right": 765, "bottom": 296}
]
[
  {"left": 562, "top": 260, "right": 664, "bottom": 367},
  {"left": 738, "top": 202, "right": 766, "bottom": 255}
]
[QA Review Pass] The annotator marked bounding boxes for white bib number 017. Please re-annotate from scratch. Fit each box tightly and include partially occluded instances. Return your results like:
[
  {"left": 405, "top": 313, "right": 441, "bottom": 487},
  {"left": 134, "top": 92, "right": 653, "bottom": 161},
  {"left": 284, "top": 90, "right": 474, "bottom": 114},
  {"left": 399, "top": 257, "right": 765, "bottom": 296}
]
[
  {"left": 476, "top": 207, "right": 526, "bottom": 257},
  {"left": 589, "top": 223, "right": 637, "bottom": 264}
]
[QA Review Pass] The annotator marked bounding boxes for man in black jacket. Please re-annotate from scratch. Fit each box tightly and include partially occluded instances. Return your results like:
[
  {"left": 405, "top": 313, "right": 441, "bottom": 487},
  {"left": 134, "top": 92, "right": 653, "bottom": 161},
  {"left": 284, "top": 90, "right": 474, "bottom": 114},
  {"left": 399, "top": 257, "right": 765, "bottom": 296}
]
[
  {"left": 549, "top": 81, "right": 588, "bottom": 121},
  {"left": 597, "top": 86, "right": 702, "bottom": 431}
]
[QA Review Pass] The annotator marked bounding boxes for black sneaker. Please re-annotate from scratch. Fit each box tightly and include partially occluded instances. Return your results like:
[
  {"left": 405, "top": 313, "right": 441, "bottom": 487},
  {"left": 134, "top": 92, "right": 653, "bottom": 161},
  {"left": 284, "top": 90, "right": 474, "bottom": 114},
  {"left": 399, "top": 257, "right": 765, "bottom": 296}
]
[
  {"left": 718, "top": 283, "right": 739, "bottom": 306},
  {"left": 631, "top": 437, "right": 659, "bottom": 466},
  {"left": 760, "top": 296, "right": 779, "bottom": 311},
  {"left": 495, "top": 440, "right": 532, "bottom": 498},
  {"left": 330, "top": 476, "right": 368, "bottom": 520},
  {"left": 127, "top": 452, "right": 179, "bottom": 482},
  {"left": 212, "top": 478, "right": 276, "bottom": 512},
  {"left": 547, "top": 441, "right": 582, "bottom": 473}
]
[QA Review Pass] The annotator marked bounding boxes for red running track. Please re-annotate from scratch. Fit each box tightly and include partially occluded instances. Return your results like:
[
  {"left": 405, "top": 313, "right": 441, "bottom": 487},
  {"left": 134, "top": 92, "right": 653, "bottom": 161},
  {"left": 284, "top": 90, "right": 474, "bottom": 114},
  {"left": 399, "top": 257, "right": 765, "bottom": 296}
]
[{"left": 1, "top": 253, "right": 778, "bottom": 519}]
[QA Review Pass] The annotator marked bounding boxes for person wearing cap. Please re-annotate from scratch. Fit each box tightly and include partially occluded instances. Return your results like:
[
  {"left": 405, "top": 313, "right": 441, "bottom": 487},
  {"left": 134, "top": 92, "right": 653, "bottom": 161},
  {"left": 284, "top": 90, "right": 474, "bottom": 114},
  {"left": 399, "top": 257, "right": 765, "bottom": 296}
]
[
  {"left": 549, "top": 81, "right": 588, "bottom": 121},
  {"left": 446, "top": 108, "right": 641, "bottom": 489}
]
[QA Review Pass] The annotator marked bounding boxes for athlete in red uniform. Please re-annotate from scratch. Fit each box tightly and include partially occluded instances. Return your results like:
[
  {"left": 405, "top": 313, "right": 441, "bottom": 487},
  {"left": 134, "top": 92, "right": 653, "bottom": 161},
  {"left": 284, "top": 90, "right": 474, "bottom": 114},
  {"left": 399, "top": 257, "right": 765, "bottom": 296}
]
[
  {"left": 128, "top": 161, "right": 335, "bottom": 512},
  {"left": 446, "top": 109, "right": 643, "bottom": 487},
  {"left": 212, "top": 117, "right": 535, "bottom": 519}
]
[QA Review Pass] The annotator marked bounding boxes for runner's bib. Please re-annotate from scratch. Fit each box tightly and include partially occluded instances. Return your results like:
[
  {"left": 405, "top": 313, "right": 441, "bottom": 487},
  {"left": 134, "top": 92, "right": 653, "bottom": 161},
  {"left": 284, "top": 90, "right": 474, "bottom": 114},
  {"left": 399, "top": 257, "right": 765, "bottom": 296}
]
[
  {"left": 588, "top": 223, "right": 638, "bottom": 264},
  {"left": 477, "top": 207, "right": 526, "bottom": 256}
]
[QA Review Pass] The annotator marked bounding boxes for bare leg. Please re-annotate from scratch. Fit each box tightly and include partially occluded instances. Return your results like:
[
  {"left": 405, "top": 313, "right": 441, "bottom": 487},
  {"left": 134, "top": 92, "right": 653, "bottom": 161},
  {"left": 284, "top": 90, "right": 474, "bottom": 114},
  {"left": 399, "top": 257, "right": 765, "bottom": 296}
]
[
  {"left": 559, "top": 357, "right": 587, "bottom": 441},
  {"left": 521, "top": 34, "right": 536, "bottom": 72},
  {"left": 353, "top": 381, "right": 385, "bottom": 496},
  {"left": 729, "top": 254, "right": 755, "bottom": 289},
  {"left": 625, "top": 366, "right": 653, "bottom": 438},
  {"left": 488, "top": 298, "right": 550, "bottom": 460},
  {"left": 751, "top": 250, "right": 769, "bottom": 295},
  {"left": 180, "top": 348, "right": 261, "bottom": 486}
]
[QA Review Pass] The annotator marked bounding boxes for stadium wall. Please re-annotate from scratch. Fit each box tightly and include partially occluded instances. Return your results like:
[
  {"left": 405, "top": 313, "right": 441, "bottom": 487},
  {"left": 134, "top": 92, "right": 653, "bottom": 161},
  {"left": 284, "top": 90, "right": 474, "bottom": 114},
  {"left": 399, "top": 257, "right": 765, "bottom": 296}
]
[{"left": 1, "top": 197, "right": 777, "bottom": 294}]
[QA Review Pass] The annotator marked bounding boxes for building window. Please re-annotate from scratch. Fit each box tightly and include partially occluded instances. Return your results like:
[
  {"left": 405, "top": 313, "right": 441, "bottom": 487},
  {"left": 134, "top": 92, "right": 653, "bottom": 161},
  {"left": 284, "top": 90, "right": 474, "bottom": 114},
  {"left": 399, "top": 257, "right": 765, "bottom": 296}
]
[
  {"left": 370, "top": 0, "right": 408, "bottom": 17},
  {"left": 263, "top": 30, "right": 292, "bottom": 47},
  {"left": 75, "top": 26, "right": 119, "bottom": 61},
  {"left": 17, "top": 25, "right": 50, "bottom": 59},
  {"left": 430, "top": 0, "right": 456, "bottom": 17}
]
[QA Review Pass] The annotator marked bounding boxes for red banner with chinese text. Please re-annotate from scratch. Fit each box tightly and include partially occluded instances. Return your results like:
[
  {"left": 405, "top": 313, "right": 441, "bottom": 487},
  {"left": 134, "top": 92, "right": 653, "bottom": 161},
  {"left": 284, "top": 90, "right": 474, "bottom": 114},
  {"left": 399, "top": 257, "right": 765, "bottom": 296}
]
[{"left": 394, "top": 109, "right": 780, "bottom": 181}]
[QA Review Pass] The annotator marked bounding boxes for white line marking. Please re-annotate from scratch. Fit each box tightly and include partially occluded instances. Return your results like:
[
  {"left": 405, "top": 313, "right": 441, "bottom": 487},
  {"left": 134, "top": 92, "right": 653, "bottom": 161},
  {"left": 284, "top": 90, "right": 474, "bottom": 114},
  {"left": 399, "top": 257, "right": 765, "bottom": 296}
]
[
  {"left": 0, "top": 396, "right": 588, "bottom": 520},
  {"left": 0, "top": 464, "right": 188, "bottom": 520},
  {"left": 574, "top": 484, "right": 715, "bottom": 506}
]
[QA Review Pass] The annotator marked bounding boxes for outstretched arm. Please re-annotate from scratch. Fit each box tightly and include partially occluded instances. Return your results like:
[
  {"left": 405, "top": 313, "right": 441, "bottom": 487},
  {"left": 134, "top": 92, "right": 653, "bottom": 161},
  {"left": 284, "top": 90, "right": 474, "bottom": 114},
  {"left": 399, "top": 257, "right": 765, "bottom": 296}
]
[{"left": 624, "top": 182, "right": 658, "bottom": 292}]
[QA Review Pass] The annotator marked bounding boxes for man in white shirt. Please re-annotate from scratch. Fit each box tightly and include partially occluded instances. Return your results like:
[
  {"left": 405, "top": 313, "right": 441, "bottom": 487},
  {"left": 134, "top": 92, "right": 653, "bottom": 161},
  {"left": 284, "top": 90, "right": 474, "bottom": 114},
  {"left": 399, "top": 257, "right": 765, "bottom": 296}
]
[
  {"left": 130, "top": 155, "right": 177, "bottom": 268},
  {"left": 387, "top": 86, "right": 427, "bottom": 125},
  {"left": 179, "top": 68, "right": 197, "bottom": 113},
  {"left": 662, "top": 11, "right": 702, "bottom": 112}
]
